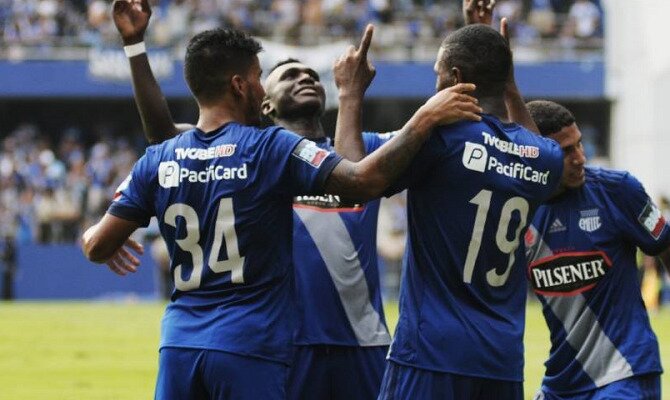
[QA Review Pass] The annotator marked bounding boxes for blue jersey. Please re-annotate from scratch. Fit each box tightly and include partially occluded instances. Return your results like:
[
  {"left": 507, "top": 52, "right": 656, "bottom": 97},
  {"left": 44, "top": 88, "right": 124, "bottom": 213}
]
[
  {"left": 525, "top": 167, "right": 669, "bottom": 394},
  {"left": 386, "top": 114, "right": 563, "bottom": 381},
  {"left": 108, "top": 123, "right": 341, "bottom": 364},
  {"left": 292, "top": 133, "right": 392, "bottom": 347}
]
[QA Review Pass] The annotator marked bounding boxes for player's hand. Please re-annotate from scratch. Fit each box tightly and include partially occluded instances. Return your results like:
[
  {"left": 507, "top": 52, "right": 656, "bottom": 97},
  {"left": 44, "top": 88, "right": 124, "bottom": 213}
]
[
  {"left": 463, "top": 0, "right": 496, "bottom": 26},
  {"left": 333, "top": 24, "right": 376, "bottom": 98},
  {"left": 420, "top": 83, "right": 482, "bottom": 126},
  {"left": 112, "top": 0, "right": 151, "bottom": 45},
  {"left": 104, "top": 238, "right": 144, "bottom": 276}
]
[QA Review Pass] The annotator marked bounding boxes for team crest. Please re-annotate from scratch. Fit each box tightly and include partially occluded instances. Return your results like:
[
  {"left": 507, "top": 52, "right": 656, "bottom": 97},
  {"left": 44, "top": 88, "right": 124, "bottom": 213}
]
[{"left": 578, "top": 209, "right": 601, "bottom": 233}]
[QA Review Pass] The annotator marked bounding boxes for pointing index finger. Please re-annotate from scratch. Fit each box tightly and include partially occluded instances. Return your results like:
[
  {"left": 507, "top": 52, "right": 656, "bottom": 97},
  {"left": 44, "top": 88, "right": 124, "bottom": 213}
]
[{"left": 358, "top": 24, "right": 374, "bottom": 58}]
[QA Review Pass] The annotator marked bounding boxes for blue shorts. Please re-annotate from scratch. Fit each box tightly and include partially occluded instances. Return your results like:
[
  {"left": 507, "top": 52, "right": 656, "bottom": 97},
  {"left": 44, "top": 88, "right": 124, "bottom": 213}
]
[
  {"left": 155, "top": 347, "right": 288, "bottom": 400},
  {"left": 288, "top": 344, "right": 388, "bottom": 400},
  {"left": 378, "top": 360, "right": 523, "bottom": 400},
  {"left": 534, "top": 373, "right": 661, "bottom": 400}
]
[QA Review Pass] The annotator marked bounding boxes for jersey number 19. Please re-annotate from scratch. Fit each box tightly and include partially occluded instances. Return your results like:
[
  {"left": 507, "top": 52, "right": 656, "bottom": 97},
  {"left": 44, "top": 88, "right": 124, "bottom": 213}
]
[{"left": 463, "top": 189, "right": 529, "bottom": 287}]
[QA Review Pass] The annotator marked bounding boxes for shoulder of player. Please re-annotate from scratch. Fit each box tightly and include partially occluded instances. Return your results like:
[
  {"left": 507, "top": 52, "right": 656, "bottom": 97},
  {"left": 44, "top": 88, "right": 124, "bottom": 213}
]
[{"left": 585, "top": 166, "right": 637, "bottom": 193}]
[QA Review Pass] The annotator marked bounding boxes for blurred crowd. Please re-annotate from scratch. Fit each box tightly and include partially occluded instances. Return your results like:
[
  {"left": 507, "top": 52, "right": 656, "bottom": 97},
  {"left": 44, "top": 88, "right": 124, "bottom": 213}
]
[
  {"left": 0, "top": 0, "right": 604, "bottom": 58},
  {"left": 0, "top": 123, "right": 139, "bottom": 244}
]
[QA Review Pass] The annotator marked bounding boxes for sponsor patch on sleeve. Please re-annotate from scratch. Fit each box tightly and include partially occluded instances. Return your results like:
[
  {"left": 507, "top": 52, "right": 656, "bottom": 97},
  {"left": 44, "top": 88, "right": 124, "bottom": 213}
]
[
  {"left": 638, "top": 200, "right": 666, "bottom": 239},
  {"left": 292, "top": 139, "right": 330, "bottom": 168},
  {"left": 113, "top": 174, "right": 132, "bottom": 201}
]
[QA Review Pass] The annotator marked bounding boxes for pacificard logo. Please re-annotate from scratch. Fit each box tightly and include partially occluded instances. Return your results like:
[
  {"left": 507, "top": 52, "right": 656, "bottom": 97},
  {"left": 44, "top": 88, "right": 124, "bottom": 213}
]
[
  {"left": 529, "top": 251, "right": 611, "bottom": 296},
  {"left": 158, "top": 161, "right": 248, "bottom": 188},
  {"left": 462, "top": 142, "right": 551, "bottom": 185}
]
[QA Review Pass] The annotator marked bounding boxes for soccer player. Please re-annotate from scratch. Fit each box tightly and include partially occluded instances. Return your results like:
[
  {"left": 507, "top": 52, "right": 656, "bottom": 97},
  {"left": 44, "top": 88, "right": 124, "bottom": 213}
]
[
  {"left": 83, "top": 6, "right": 482, "bottom": 400},
  {"left": 525, "top": 100, "right": 670, "bottom": 400},
  {"left": 110, "top": 2, "right": 400, "bottom": 399},
  {"left": 336, "top": 24, "right": 564, "bottom": 399}
]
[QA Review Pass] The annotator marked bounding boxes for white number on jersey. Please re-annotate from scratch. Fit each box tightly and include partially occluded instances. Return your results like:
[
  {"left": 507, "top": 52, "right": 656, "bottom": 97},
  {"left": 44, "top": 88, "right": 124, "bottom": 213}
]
[
  {"left": 463, "top": 189, "right": 529, "bottom": 287},
  {"left": 164, "top": 198, "right": 245, "bottom": 291}
]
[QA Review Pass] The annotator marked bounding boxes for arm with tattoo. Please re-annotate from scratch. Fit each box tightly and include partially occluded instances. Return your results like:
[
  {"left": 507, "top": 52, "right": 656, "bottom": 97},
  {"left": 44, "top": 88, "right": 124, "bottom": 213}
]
[{"left": 324, "top": 83, "right": 482, "bottom": 201}]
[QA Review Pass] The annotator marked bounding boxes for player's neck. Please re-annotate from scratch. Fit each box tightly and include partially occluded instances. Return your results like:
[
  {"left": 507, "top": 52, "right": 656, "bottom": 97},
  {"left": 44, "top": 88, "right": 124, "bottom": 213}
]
[
  {"left": 196, "top": 104, "right": 247, "bottom": 132},
  {"left": 274, "top": 116, "right": 326, "bottom": 140},
  {"left": 478, "top": 97, "right": 510, "bottom": 123}
]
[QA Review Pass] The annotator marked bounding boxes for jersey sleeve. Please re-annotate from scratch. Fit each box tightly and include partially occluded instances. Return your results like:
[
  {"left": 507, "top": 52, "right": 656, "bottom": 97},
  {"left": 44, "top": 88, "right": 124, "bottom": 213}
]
[
  {"left": 264, "top": 128, "right": 342, "bottom": 195},
  {"left": 543, "top": 139, "right": 566, "bottom": 201},
  {"left": 107, "top": 150, "right": 156, "bottom": 227},
  {"left": 383, "top": 129, "right": 442, "bottom": 197},
  {"left": 612, "top": 172, "right": 670, "bottom": 255},
  {"left": 363, "top": 131, "right": 398, "bottom": 155},
  {"left": 287, "top": 138, "right": 342, "bottom": 195}
]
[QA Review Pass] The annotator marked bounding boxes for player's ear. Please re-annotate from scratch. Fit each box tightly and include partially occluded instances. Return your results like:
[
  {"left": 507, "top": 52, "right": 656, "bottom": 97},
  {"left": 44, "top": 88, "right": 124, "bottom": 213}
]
[
  {"left": 231, "top": 75, "right": 246, "bottom": 98},
  {"left": 261, "top": 97, "right": 275, "bottom": 117},
  {"left": 451, "top": 67, "right": 463, "bottom": 85}
]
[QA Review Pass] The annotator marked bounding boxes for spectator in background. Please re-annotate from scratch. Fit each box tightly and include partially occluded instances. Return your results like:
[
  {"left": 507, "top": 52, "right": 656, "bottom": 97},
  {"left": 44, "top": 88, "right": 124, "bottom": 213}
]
[
  {"left": 1, "top": 233, "right": 17, "bottom": 300},
  {"left": 376, "top": 192, "right": 407, "bottom": 301},
  {"left": 527, "top": 0, "right": 556, "bottom": 38},
  {"left": 0, "top": 123, "right": 139, "bottom": 244},
  {"left": 563, "top": 0, "right": 601, "bottom": 41}
]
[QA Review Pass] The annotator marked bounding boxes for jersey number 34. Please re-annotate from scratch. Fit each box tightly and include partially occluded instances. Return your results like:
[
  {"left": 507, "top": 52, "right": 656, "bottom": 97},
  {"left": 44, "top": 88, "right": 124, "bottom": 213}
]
[{"left": 165, "top": 198, "right": 245, "bottom": 291}]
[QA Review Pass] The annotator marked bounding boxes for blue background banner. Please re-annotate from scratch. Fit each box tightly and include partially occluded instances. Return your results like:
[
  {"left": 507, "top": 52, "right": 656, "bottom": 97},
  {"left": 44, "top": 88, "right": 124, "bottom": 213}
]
[
  {"left": 0, "top": 60, "right": 604, "bottom": 99},
  {"left": 12, "top": 244, "right": 159, "bottom": 300}
]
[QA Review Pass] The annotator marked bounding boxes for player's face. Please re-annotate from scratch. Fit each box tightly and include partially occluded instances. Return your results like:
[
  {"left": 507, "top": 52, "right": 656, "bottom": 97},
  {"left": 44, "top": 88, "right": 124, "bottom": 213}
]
[
  {"left": 243, "top": 57, "right": 266, "bottom": 126},
  {"left": 434, "top": 47, "right": 455, "bottom": 92},
  {"left": 549, "top": 123, "right": 587, "bottom": 189},
  {"left": 263, "top": 62, "right": 325, "bottom": 120}
]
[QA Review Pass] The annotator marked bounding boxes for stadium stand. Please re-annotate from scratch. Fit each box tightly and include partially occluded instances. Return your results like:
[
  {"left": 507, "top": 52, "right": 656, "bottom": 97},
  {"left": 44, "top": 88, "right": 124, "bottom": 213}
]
[{"left": 0, "top": 0, "right": 603, "bottom": 60}]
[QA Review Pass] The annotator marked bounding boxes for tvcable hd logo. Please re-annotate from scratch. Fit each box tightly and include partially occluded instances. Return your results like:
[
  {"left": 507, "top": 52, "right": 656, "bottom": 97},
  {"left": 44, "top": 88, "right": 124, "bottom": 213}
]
[
  {"left": 158, "top": 161, "right": 248, "bottom": 188},
  {"left": 462, "top": 142, "right": 550, "bottom": 184}
]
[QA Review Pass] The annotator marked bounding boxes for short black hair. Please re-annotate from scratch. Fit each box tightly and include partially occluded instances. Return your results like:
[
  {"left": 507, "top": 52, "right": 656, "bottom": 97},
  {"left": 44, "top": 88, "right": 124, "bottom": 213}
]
[
  {"left": 268, "top": 58, "right": 302, "bottom": 76},
  {"left": 526, "top": 100, "right": 576, "bottom": 136},
  {"left": 184, "top": 28, "right": 262, "bottom": 103},
  {"left": 440, "top": 24, "right": 511, "bottom": 98}
]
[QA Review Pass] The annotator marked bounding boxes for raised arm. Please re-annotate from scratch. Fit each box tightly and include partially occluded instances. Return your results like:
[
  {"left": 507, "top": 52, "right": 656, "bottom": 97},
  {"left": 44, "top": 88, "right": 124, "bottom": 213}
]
[
  {"left": 499, "top": 18, "right": 539, "bottom": 133},
  {"left": 324, "top": 83, "right": 482, "bottom": 201},
  {"left": 462, "top": 1, "right": 539, "bottom": 133},
  {"left": 333, "top": 24, "right": 375, "bottom": 162},
  {"left": 113, "top": 0, "right": 192, "bottom": 144}
]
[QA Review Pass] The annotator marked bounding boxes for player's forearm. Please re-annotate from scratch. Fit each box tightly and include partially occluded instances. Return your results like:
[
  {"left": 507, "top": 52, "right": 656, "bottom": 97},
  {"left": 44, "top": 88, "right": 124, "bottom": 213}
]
[
  {"left": 128, "top": 54, "right": 181, "bottom": 144},
  {"left": 82, "top": 214, "right": 139, "bottom": 264},
  {"left": 82, "top": 224, "right": 113, "bottom": 263},
  {"left": 325, "top": 108, "right": 435, "bottom": 201},
  {"left": 334, "top": 93, "right": 366, "bottom": 162},
  {"left": 505, "top": 81, "right": 539, "bottom": 134}
]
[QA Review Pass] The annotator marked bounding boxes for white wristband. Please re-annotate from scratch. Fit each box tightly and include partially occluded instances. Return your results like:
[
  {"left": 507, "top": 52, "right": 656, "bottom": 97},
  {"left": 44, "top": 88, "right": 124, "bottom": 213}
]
[{"left": 123, "top": 41, "right": 146, "bottom": 58}]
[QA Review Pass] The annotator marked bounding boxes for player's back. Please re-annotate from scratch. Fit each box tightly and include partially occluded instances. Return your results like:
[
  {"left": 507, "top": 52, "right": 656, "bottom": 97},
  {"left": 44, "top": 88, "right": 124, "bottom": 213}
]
[
  {"left": 388, "top": 114, "right": 563, "bottom": 381},
  {"left": 291, "top": 134, "right": 392, "bottom": 347},
  {"left": 114, "top": 122, "right": 339, "bottom": 364}
]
